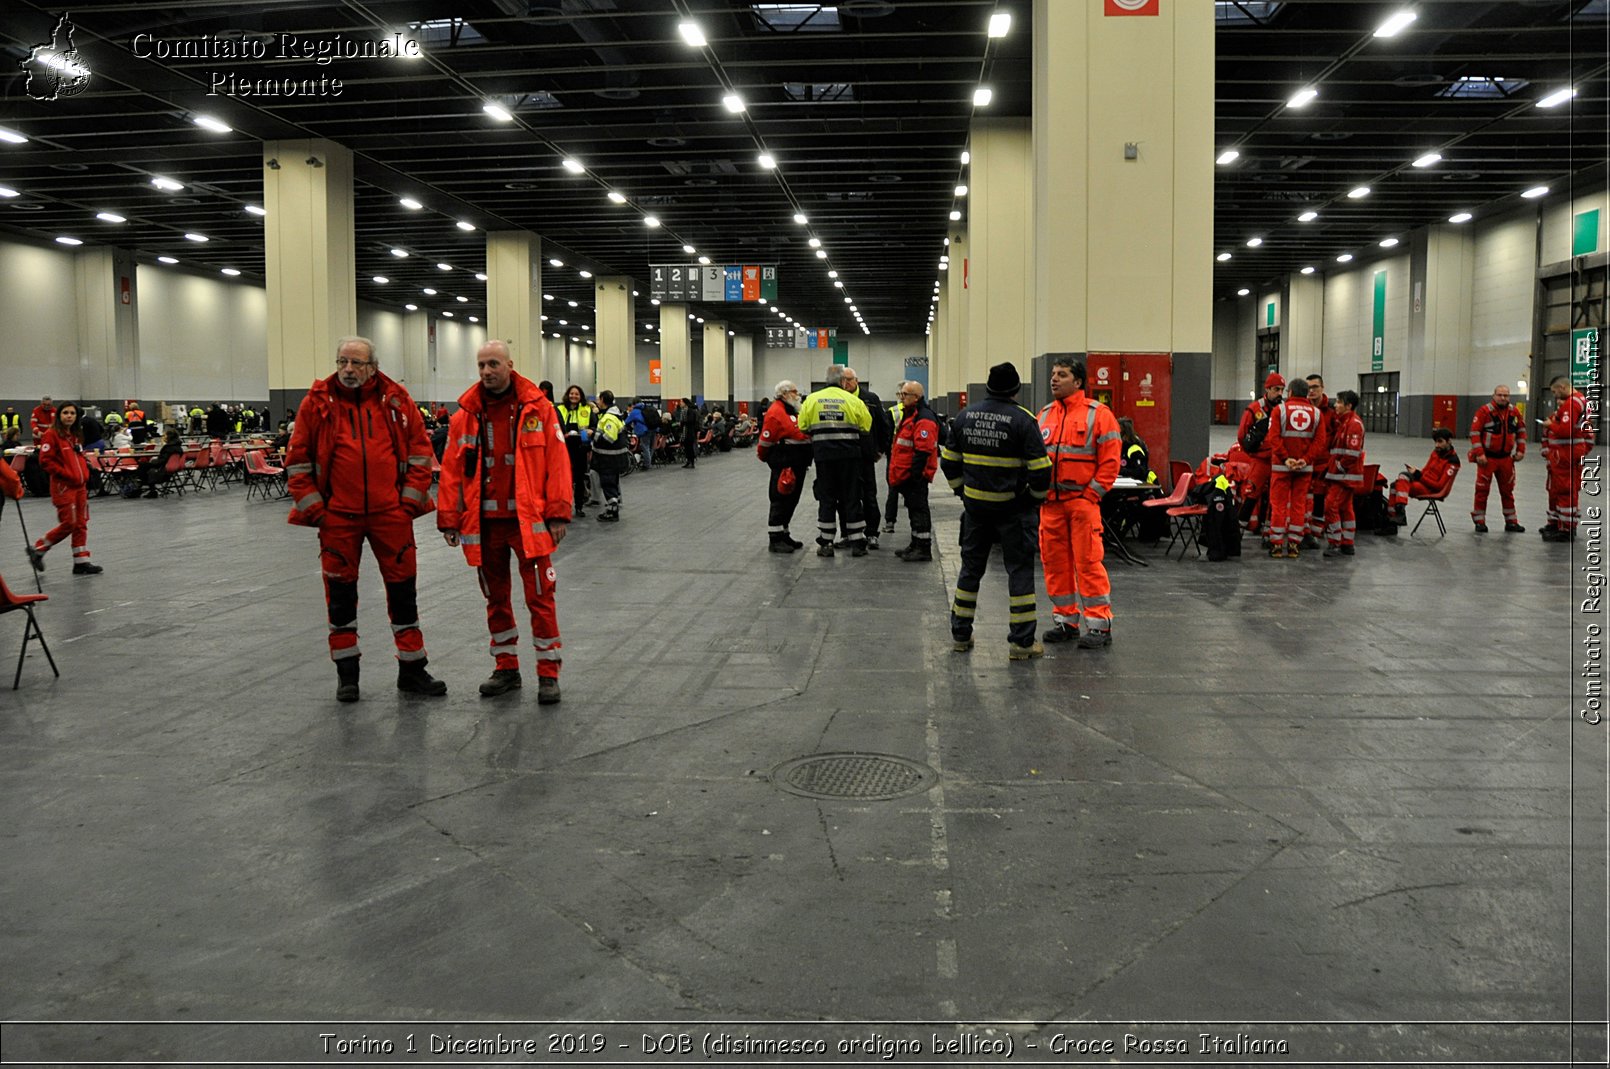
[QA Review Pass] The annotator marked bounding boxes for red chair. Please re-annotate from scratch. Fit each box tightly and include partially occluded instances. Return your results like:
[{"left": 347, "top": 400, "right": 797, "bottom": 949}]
[
  {"left": 1142, "top": 470, "right": 1191, "bottom": 513},
  {"left": 0, "top": 571, "right": 58, "bottom": 689},
  {"left": 244, "top": 449, "right": 287, "bottom": 500},
  {"left": 1409, "top": 468, "right": 1457, "bottom": 537},
  {"left": 1168, "top": 459, "right": 1191, "bottom": 493}
]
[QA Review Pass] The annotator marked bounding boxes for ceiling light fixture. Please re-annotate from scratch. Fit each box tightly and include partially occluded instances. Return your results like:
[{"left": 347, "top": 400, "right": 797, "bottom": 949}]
[
  {"left": 988, "top": 11, "right": 1012, "bottom": 37},
  {"left": 1286, "top": 87, "right": 1319, "bottom": 109},
  {"left": 221, "top": 267, "right": 241, "bottom": 276},
  {"left": 1448, "top": 211, "right": 1473, "bottom": 224},
  {"left": 955, "top": 184, "right": 968, "bottom": 197},
  {"left": 437, "top": 262, "right": 451, "bottom": 271},
  {"left": 456, "top": 295, "right": 469, "bottom": 303},
  {"left": 682, "top": 244, "right": 696, "bottom": 254},
  {"left": 151, "top": 176, "right": 184, "bottom": 191},
  {"left": 1300, "top": 266, "right": 1316, "bottom": 275},
  {"left": 827, "top": 270, "right": 838, "bottom": 278},
  {"left": 1216, "top": 149, "right": 1240, "bottom": 165},
  {"left": 183, "top": 232, "right": 208, "bottom": 242},
  {"left": 644, "top": 215, "right": 660, "bottom": 228},
  {"left": 0, "top": 128, "right": 28, "bottom": 144},
  {"left": 960, "top": 150, "right": 970, "bottom": 165},
  {"left": 1298, "top": 210, "right": 1319, "bottom": 222},
  {"left": 243, "top": 204, "right": 266, "bottom": 216},
  {"left": 372, "top": 275, "right": 389, "bottom": 283},
  {"left": 399, "top": 197, "right": 423, "bottom": 210},
  {"left": 1246, "top": 237, "right": 1263, "bottom": 247},
  {"left": 1336, "top": 253, "right": 1354, "bottom": 262},
  {"left": 423, "top": 288, "right": 437, "bottom": 295},
  {"left": 157, "top": 256, "right": 178, "bottom": 264},
  {"left": 1347, "top": 186, "right": 1370, "bottom": 199},
  {"left": 482, "top": 102, "right": 513, "bottom": 122},
  {"left": 793, "top": 212, "right": 808, "bottom": 225},
  {"left": 192, "top": 115, "right": 232, "bottom": 134},
  {"left": 678, "top": 21, "right": 707, "bottom": 48},
  {"left": 476, "top": 272, "right": 488, "bottom": 281},
  {"left": 561, "top": 158, "right": 585, "bottom": 174},
  {"left": 456, "top": 220, "right": 475, "bottom": 231},
  {"left": 1216, "top": 252, "right": 1232, "bottom": 262},
  {"left": 949, "top": 210, "right": 962, "bottom": 221},
  {"left": 96, "top": 212, "right": 126, "bottom": 223},
  {"left": 808, "top": 237, "right": 821, "bottom": 248},
  {"left": 390, "top": 248, "right": 408, "bottom": 258},
  {"left": 1521, "top": 184, "right": 1550, "bottom": 199},
  {"left": 1379, "top": 237, "right": 1400, "bottom": 248},
  {"left": 579, "top": 270, "right": 592, "bottom": 279},
  {"left": 1411, "top": 152, "right": 1442, "bottom": 168},
  {"left": 55, "top": 236, "right": 82, "bottom": 246},
  {"left": 697, "top": 255, "right": 710, "bottom": 265},
  {"left": 0, "top": 184, "right": 18, "bottom": 198},
  {"left": 405, "top": 303, "right": 417, "bottom": 311},
  {"left": 973, "top": 87, "right": 993, "bottom": 107},
  {"left": 1373, "top": 10, "right": 1417, "bottom": 37},
  {"left": 1237, "top": 288, "right": 1250, "bottom": 296},
  {"left": 722, "top": 93, "right": 746, "bottom": 113},
  {"left": 815, "top": 249, "right": 827, "bottom": 258},
  {"left": 757, "top": 153, "right": 776, "bottom": 170},
  {"left": 1536, "top": 86, "right": 1577, "bottom": 109},
  {"left": 549, "top": 258, "right": 564, "bottom": 267},
  {"left": 608, "top": 190, "right": 627, "bottom": 204}
]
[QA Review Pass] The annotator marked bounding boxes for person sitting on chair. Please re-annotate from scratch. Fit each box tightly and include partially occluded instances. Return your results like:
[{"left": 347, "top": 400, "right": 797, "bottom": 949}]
[
  {"left": 1389, "top": 427, "right": 1461, "bottom": 526},
  {"left": 139, "top": 429, "right": 185, "bottom": 498}
]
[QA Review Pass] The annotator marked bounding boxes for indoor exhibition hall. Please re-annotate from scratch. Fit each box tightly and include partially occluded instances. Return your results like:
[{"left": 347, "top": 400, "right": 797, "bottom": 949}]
[{"left": 0, "top": 1, "right": 1605, "bottom": 1065}]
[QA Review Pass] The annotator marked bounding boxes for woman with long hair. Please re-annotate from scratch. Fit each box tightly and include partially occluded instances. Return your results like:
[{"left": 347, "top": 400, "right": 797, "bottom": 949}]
[
  {"left": 556, "top": 383, "right": 594, "bottom": 516},
  {"left": 27, "top": 401, "right": 102, "bottom": 575}
]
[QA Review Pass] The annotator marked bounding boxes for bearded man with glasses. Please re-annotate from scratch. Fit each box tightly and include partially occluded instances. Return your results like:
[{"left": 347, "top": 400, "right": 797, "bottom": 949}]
[{"left": 285, "top": 336, "right": 446, "bottom": 703}]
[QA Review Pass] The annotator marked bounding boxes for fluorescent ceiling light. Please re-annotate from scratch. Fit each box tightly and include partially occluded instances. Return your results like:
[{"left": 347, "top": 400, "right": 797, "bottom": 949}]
[
  {"left": 151, "top": 177, "right": 184, "bottom": 191},
  {"left": 722, "top": 94, "right": 746, "bottom": 113},
  {"left": 682, "top": 244, "right": 696, "bottom": 254},
  {"left": 192, "top": 115, "right": 232, "bottom": 134},
  {"left": 1448, "top": 212, "right": 1473, "bottom": 224},
  {"left": 372, "top": 275, "right": 389, "bottom": 283},
  {"left": 456, "top": 220, "right": 475, "bottom": 231},
  {"left": 815, "top": 249, "right": 827, "bottom": 258},
  {"left": 1373, "top": 10, "right": 1417, "bottom": 37},
  {"left": 1521, "top": 185, "right": 1549, "bottom": 198},
  {"left": 561, "top": 158, "right": 585, "bottom": 174},
  {"left": 1336, "top": 253, "right": 1354, "bottom": 262},
  {"left": 644, "top": 215, "right": 660, "bottom": 228},
  {"left": 400, "top": 197, "right": 423, "bottom": 210},
  {"left": 955, "top": 184, "right": 968, "bottom": 197},
  {"left": 405, "top": 303, "right": 418, "bottom": 311},
  {"left": 988, "top": 12, "right": 1012, "bottom": 37},
  {"left": 973, "top": 87, "right": 993, "bottom": 107},
  {"left": 156, "top": 256, "right": 178, "bottom": 264},
  {"left": 543, "top": 294, "right": 554, "bottom": 300},
  {"left": 1536, "top": 87, "right": 1577, "bottom": 109},
  {"left": 579, "top": 270, "right": 592, "bottom": 279},
  {"left": 678, "top": 21, "right": 707, "bottom": 47},
  {"left": 1298, "top": 210, "right": 1319, "bottom": 222},
  {"left": 567, "top": 301, "right": 577, "bottom": 308},
  {"left": 0, "top": 128, "right": 28, "bottom": 144},
  {"left": 697, "top": 256, "right": 710, "bottom": 265},
  {"left": 808, "top": 237, "right": 821, "bottom": 248},
  {"left": 0, "top": 185, "right": 17, "bottom": 198},
  {"left": 96, "top": 212, "right": 126, "bottom": 223},
  {"left": 949, "top": 210, "right": 962, "bottom": 221},
  {"left": 437, "top": 262, "right": 452, "bottom": 271},
  {"left": 1246, "top": 237, "right": 1263, "bottom": 247},
  {"left": 475, "top": 272, "right": 487, "bottom": 281},
  {"left": 423, "top": 288, "right": 437, "bottom": 295},
  {"left": 221, "top": 268, "right": 241, "bottom": 276},
  {"left": 549, "top": 258, "right": 564, "bottom": 267},
  {"left": 1347, "top": 185, "right": 1371, "bottom": 199},
  {"left": 456, "top": 295, "right": 469, "bottom": 303},
  {"left": 482, "top": 102, "right": 513, "bottom": 122},
  {"left": 834, "top": 280, "right": 844, "bottom": 288},
  {"left": 1237, "top": 288, "right": 1250, "bottom": 296},
  {"left": 793, "top": 212, "right": 808, "bottom": 224},
  {"left": 757, "top": 153, "right": 776, "bottom": 170},
  {"left": 468, "top": 317, "right": 479, "bottom": 323},
  {"left": 55, "top": 236, "right": 82, "bottom": 246},
  {"left": 1379, "top": 237, "right": 1399, "bottom": 248},
  {"left": 1286, "top": 87, "right": 1318, "bottom": 109},
  {"left": 1300, "top": 266, "right": 1316, "bottom": 275},
  {"left": 608, "top": 190, "right": 626, "bottom": 204},
  {"left": 390, "top": 248, "right": 408, "bottom": 257},
  {"left": 1216, "top": 252, "right": 1232, "bottom": 262},
  {"left": 1411, "top": 152, "right": 1442, "bottom": 168},
  {"left": 960, "top": 150, "right": 970, "bottom": 165},
  {"left": 442, "top": 311, "right": 453, "bottom": 317},
  {"left": 1216, "top": 149, "right": 1240, "bottom": 165},
  {"left": 243, "top": 204, "right": 266, "bottom": 216},
  {"left": 827, "top": 269, "right": 838, "bottom": 278},
  {"left": 183, "top": 232, "right": 208, "bottom": 242}
]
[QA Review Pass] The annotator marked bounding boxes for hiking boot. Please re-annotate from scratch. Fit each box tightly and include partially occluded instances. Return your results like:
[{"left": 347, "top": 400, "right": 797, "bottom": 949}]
[
  {"left": 479, "top": 669, "right": 522, "bottom": 697},
  {"left": 1300, "top": 535, "right": 1320, "bottom": 550},
  {"left": 1285, "top": 545, "right": 1301, "bottom": 558},
  {"left": 849, "top": 541, "right": 868, "bottom": 557},
  {"left": 537, "top": 677, "right": 562, "bottom": 704},
  {"left": 1009, "top": 641, "right": 1045, "bottom": 661},
  {"left": 1076, "top": 629, "right": 1112, "bottom": 649},
  {"left": 1392, "top": 506, "right": 1408, "bottom": 525},
  {"left": 396, "top": 661, "right": 448, "bottom": 696},
  {"left": 72, "top": 562, "right": 103, "bottom": 575},
  {"left": 1269, "top": 543, "right": 1285, "bottom": 559},
  {"left": 1504, "top": 522, "right": 1526, "bottom": 533},
  {"left": 785, "top": 536, "right": 804, "bottom": 549},
  {"left": 895, "top": 544, "right": 932, "bottom": 562},
  {"left": 952, "top": 635, "right": 974, "bottom": 653},
  {"left": 25, "top": 545, "right": 45, "bottom": 572},
  {"left": 816, "top": 543, "right": 835, "bottom": 557},
  {"left": 1473, "top": 522, "right": 1488, "bottom": 534},
  {"left": 335, "top": 659, "right": 360, "bottom": 703},
  {"left": 768, "top": 540, "right": 796, "bottom": 553},
  {"left": 1322, "top": 545, "right": 1343, "bottom": 558},
  {"left": 1042, "top": 622, "right": 1080, "bottom": 644}
]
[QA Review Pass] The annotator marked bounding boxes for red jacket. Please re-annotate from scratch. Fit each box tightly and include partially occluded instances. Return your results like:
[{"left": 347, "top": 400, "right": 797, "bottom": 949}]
[
  {"left": 30, "top": 405, "right": 55, "bottom": 440},
  {"left": 1469, "top": 401, "right": 1525, "bottom": 461},
  {"left": 1544, "top": 390, "right": 1592, "bottom": 467},
  {"left": 1237, "top": 398, "right": 1276, "bottom": 460},
  {"left": 1323, "top": 411, "right": 1366, "bottom": 486},
  {"left": 757, "top": 398, "right": 811, "bottom": 467},
  {"left": 888, "top": 403, "right": 941, "bottom": 485},
  {"left": 437, "top": 371, "right": 573, "bottom": 564},
  {"left": 1310, "top": 393, "right": 1337, "bottom": 469},
  {"left": 284, "top": 371, "right": 435, "bottom": 527},
  {"left": 35, "top": 427, "right": 87, "bottom": 488},
  {"left": 1269, "top": 397, "right": 1328, "bottom": 469},
  {"left": 0, "top": 453, "right": 22, "bottom": 500},
  {"left": 1038, "top": 391, "right": 1121, "bottom": 503},
  {"left": 1410, "top": 446, "right": 1461, "bottom": 495}
]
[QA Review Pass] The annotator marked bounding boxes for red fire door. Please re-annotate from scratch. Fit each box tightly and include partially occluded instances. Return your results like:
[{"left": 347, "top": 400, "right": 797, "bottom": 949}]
[
  {"left": 1431, "top": 394, "right": 1457, "bottom": 433},
  {"left": 1089, "top": 352, "right": 1174, "bottom": 487}
]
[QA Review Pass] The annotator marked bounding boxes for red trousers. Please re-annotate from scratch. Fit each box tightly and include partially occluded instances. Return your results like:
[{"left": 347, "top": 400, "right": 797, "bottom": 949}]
[
  {"left": 1243, "top": 458, "right": 1271, "bottom": 531},
  {"left": 1039, "top": 497, "right": 1111, "bottom": 635},
  {"left": 37, "top": 483, "right": 90, "bottom": 563},
  {"left": 1548, "top": 458, "right": 1582, "bottom": 530},
  {"left": 1323, "top": 482, "right": 1356, "bottom": 547},
  {"left": 478, "top": 517, "right": 562, "bottom": 679},
  {"left": 1267, "top": 470, "right": 1311, "bottom": 547},
  {"left": 1390, "top": 476, "right": 1433, "bottom": 510},
  {"left": 317, "top": 510, "right": 425, "bottom": 664},
  {"left": 1471, "top": 457, "right": 1518, "bottom": 525}
]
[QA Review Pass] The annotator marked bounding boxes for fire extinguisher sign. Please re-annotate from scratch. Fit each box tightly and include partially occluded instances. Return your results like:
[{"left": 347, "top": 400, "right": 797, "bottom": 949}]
[{"left": 1105, "top": 0, "right": 1160, "bottom": 14}]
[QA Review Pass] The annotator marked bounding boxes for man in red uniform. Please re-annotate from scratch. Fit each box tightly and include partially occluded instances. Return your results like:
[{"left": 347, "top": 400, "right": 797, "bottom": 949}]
[
  {"left": 1320, "top": 389, "right": 1364, "bottom": 557},
  {"left": 1302, "top": 373, "right": 1338, "bottom": 548},
  {"left": 1390, "top": 427, "right": 1461, "bottom": 523},
  {"left": 1542, "top": 375, "right": 1593, "bottom": 541},
  {"left": 1038, "top": 356, "right": 1121, "bottom": 648},
  {"left": 757, "top": 379, "right": 812, "bottom": 553},
  {"left": 1468, "top": 383, "right": 1526, "bottom": 534},
  {"left": 29, "top": 396, "right": 55, "bottom": 442},
  {"left": 1236, "top": 374, "right": 1284, "bottom": 536},
  {"left": 285, "top": 337, "right": 445, "bottom": 702},
  {"left": 1266, "top": 378, "right": 1328, "bottom": 558},
  {"left": 887, "top": 381, "right": 941, "bottom": 562},
  {"left": 439, "top": 340, "right": 573, "bottom": 702}
]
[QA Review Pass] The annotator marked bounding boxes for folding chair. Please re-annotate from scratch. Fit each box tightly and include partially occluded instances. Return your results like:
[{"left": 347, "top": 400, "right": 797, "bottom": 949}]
[
  {"left": 243, "top": 449, "right": 287, "bottom": 500},
  {"left": 0, "top": 570, "right": 58, "bottom": 689},
  {"left": 1410, "top": 476, "right": 1455, "bottom": 537},
  {"left": 1168, "top": 459, "right": 1192, "bottom": 493},
  {"left": 1165, "top": 500, "right": 1209, "bottom": 559}
]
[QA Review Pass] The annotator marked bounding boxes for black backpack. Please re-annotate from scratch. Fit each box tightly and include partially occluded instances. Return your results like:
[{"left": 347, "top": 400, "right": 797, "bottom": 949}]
[
  {"left": 641, "top": 406, "right": 662, "bottom": 431},
  {"left": 1241, "top": 406, "right": 1270, "bottom": 454}
]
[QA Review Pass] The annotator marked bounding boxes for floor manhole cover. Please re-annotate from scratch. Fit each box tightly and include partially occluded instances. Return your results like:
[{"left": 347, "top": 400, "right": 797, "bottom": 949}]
[{"left": 770, "top": 752, "right": 937, "bottom": 801}]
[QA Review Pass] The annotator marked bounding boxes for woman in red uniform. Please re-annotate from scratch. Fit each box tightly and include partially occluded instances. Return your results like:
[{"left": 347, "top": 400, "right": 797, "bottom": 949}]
[{"left": 27, "top": 402, "right": 102, "bottom": 575}]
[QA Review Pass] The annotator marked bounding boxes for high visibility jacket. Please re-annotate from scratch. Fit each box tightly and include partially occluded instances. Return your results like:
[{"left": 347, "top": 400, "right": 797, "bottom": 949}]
[
  {"left": 284, "top": 371, "right": 435, "bottom": 527},
  {"left": 758, "top": 398, "right": 812, "bottom": 466},
  {"left": 887, "top": 402, "right": 941, "bottom": 485},
  {"left": 1121, "top": 442, "right": 1156, "bottom": 484},
  {"left": 1237, "top": 398, "right": 1276, "bottom": 459},
  {"left": 1411, "top": 446, "right": 1461, "bottom": 495},
  {"left": 1268, "top": 398, "right": 1328, "bottom": 467},
  {"left": 939, "top": 396, "right": 1050, "bottom": 511},
  {"left": 125, "top": 408, "right": 145, "bottom": 424},
  {"left": 797, "top": 384, "right": 872, "bottom": 460},
  {"left": 591, "top": 406, "right": 631, "bottom": 475},
  {"left": 438, "top": 371, "right": 573, "bottom": 565},
  {"left": 1469, "top": 402, "right": 1525, "bottom": 460},
  {"left": 1038, "top": 391, "right": 1120, "bottom": 503},
  {"left": 889, "top": 401, "right": 904, "bottom": 430},
  {"left": 188, "top": 407, "right": 204, "bottom": 420},
  {"left": 557, "top": 402, "right": 594, "bottom": 439},
  {"left": 1545, "top": 390, "right": 1593, "bottom": 465},
  {"left": 0, "top": 411, "right": 19, "bottom": 431},
  {"left": 1324, "top": 412, "right": 1366, "bottom": 485},
  {"left": 35, "top": 427, "right": 88, "bottom": 488}
]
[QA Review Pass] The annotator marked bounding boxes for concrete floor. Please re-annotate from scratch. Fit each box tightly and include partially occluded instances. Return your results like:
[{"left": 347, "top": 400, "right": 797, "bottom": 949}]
[{"left": 0, "top": 428, "right": 1604, "bottom": 1064}]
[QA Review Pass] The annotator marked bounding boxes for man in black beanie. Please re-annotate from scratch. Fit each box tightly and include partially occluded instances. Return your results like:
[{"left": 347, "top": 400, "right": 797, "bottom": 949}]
[{"left": 938, "top": 361, "right": 1052, "bottom": 660}]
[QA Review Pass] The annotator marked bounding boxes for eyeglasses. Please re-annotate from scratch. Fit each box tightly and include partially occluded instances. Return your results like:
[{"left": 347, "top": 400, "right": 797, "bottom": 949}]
[{"left": 334, "top": 357, "right": 374, "bottom": 368}]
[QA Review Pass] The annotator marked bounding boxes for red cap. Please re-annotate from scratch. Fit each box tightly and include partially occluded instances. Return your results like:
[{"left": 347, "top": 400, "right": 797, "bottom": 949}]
[{"left": 1264, "top": 373, "right": 1286, "bottom": 389}]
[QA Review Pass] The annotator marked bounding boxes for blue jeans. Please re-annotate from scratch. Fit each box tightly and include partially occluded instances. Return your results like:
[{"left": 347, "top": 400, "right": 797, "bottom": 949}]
[{"left": 638, "top": 433, "right": 654, "bottom": 469}]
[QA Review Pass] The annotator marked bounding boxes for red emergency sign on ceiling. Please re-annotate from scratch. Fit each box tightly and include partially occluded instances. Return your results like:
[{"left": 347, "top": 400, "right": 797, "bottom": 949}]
[{"left": 1105, "top": 0, "right": 1160, "bottom": 14}]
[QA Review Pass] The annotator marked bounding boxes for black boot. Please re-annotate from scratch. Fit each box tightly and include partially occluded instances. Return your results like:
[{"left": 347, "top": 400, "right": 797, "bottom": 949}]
[
  {"left": 479, "top": 668, "right": 522, "bottom": 696},
  {"left": 397, "top": 659, "right": 448, "bottom": 696},
  {"left": 895, "top": 543, "right": 932, "bottom": 562},
  {"left": 72, "top": 561, "right": 104, "bottom": 575},
  {"left": 768, "top": 539, "right": 796, "bottom": 553},
  {"left": 336, "top": 658, "right": 360, "bottom": 703}
]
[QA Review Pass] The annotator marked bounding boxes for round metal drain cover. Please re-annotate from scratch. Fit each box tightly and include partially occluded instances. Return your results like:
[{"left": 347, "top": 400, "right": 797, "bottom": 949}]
[{"left": 771, "top": 752, "right": 937, "bottom": 801}]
